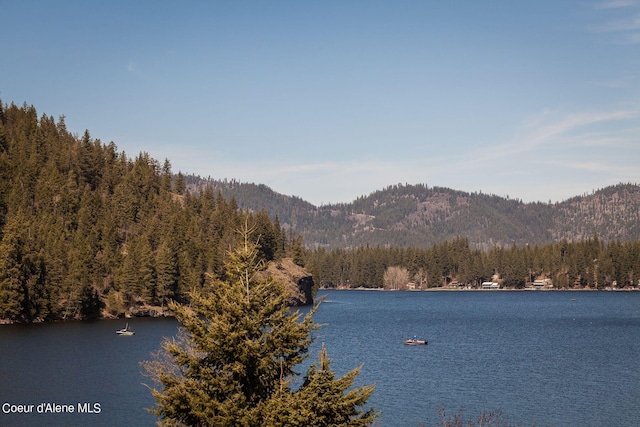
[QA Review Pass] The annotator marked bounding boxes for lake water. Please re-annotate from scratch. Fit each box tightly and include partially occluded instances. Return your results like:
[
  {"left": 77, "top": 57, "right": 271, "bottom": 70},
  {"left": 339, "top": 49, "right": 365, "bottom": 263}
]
[{"left": 1, "top": 290, "right": 639, "bottom": 426}]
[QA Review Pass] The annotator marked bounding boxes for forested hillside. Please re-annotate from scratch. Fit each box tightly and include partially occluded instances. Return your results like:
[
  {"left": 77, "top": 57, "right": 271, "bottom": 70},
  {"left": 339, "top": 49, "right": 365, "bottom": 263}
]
[
  {"left": 0, "top": 102, "right": 304, "bottom": 323},
  {"left": 190, "top": 178, "right": 640, "bottom": 250}
]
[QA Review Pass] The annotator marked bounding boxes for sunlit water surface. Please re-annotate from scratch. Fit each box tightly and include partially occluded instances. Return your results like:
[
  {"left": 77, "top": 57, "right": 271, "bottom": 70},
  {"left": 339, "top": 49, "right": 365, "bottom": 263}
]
[{"left": 1, "top": 290, "right": 638, "bottom": 426}]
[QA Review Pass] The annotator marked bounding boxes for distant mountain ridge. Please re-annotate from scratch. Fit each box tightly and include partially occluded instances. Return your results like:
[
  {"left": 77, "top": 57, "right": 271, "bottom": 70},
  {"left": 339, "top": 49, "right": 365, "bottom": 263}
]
[{"left": 185, "top": 178, "right": 640, "bottom": 250}]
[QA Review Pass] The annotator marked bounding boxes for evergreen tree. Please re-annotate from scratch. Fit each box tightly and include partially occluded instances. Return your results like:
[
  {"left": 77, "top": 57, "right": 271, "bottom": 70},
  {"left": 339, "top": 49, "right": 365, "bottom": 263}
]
[
  {"left": 142, "top": 226, "right": 377, "bottom": 426},
  {"left": 175, "top": 171, "right": 186, "bottom": 195},
  {"left": 0, "top": 213, "right": 28, "bottom": 320},
  {"left": 262, "top": 345, "right": 378, "bottom": 427},
  {"left": 138, "top": 236, "right": 157, "bottom": 301},
  {"left": 290, "top": 233, "right": 306, "bottom": 267},
  {"left": 0, "top": 211, "right": 50, "bottom": 321},
  {"left": 272, "top": 215, "right": 286, "bottom": 260},
  {"left": 155, "top": 240, "right": 178, "bottom": 308},
  {"left": 161, "top": 159, "right": 173, "bottom": 193},
  {"left": 252, "top": 209, "right": 277, "bottom": 261}
]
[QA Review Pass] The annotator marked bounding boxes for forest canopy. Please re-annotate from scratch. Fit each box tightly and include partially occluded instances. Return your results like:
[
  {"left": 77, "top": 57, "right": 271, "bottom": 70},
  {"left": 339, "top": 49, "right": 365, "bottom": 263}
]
[
  {"left": 0, "top": 102, "right": 298, "bottom": 323},
  {"left": 305, "top": 236, "right": 640, "bottom": 290}
]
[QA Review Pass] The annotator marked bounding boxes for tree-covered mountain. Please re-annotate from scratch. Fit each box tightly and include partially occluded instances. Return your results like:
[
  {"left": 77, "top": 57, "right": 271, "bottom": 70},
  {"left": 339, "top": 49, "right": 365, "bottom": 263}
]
[
  {"left": 187, "top": 178, "right": 640, "bottom": 250},
  {"left": 183, "top": 179, "right": 640, "bottom": 289},
  {"left": 0, "top": 102, "right": 306, "bottom": 323}
]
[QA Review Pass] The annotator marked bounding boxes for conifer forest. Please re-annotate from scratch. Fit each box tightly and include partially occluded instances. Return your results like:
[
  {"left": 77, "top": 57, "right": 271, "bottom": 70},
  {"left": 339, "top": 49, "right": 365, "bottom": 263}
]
[{"left": 0, "top": 102, "right": 296, "bottom": 322}]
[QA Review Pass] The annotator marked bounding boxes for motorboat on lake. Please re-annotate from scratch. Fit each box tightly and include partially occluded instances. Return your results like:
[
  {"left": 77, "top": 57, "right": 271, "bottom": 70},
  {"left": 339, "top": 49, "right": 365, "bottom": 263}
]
[
  {"left": 405, "top": 336, "right": 427, "bottom": 345},
  {"left": 116, "top": 323, "right": 135, "bottom": 336}
]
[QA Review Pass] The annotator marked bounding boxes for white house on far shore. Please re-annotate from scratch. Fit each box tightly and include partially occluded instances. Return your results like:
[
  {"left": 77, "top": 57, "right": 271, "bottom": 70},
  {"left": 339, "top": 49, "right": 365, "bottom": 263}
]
[{"left": 482, "top": 281, "right": 500, "bottom": 290}]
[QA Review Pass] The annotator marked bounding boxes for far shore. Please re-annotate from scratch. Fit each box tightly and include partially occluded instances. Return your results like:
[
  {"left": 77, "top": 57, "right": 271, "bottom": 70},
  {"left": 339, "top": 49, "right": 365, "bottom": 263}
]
[{"left": 320, "top": 286, "right": 639, "bottom": 292}]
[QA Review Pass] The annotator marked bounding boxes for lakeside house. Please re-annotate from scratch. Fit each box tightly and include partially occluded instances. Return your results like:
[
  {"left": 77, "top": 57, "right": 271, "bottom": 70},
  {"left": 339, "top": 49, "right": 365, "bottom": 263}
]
[
  {"left": 533, "top": 279, "right": 552, "bottom": 290},
  {"left": 481, "top": 281, "right": 500, "bottom": 290}
]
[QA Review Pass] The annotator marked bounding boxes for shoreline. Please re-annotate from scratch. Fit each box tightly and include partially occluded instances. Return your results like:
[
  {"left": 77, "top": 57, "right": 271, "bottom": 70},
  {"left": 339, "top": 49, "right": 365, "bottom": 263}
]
[
  {"left": 3, "top": 287, "right": 636, "bottom": 325},
  {"left": 320, "top": 286, "right": 639, "bottom": 292}
]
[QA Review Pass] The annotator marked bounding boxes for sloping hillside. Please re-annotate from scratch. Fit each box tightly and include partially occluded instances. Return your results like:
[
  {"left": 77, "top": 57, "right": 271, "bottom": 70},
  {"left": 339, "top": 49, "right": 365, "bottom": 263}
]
[
  {"left": 189, "top": 178, "right": 640, "bottom": 249},
  {"left": 552, "top": 184, "right": 640, "bottom": 242}
]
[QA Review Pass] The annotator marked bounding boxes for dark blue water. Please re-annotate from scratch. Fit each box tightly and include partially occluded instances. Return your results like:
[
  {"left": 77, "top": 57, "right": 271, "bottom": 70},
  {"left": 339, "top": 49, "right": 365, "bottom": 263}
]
[
  {"left": 310, "top": 291, "right": 640, "bottom": 427},
  {"left": 1, "top": 291, "right": 638, "bottom": 426},
  {"left": 0, "top": 317, "right": 178, "bottom": 427}
]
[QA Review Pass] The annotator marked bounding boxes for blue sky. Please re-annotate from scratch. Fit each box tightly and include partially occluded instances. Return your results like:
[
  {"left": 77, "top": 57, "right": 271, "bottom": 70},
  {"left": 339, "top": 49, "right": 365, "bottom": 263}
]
[{"left": 1, "top": 0, "right": 638, "bottom": 206}]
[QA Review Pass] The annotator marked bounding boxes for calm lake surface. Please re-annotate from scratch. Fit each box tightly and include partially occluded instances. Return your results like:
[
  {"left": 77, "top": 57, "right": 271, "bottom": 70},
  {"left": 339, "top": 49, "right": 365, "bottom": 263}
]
[{"left": 1, "top": 290, "right": 639, "bottom": 426}]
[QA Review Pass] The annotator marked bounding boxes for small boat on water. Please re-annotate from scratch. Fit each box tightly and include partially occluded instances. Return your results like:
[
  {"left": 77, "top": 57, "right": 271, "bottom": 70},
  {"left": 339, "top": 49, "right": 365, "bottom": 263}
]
[
  {"left": 405, "top": 336, "right": 427, "bottom": 345},
  {"left": 116, "top": 323, "right": 135, "bottom": 336}
]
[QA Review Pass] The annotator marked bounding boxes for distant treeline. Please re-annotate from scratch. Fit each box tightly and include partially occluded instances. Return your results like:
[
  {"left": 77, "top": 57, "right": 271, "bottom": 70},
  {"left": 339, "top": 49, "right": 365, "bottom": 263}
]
[
  {"left": 305, "top": 236, "right": 640, "bottom": 289},
  {"left": 0, "top": 102, "right": 304, "bottom": 323}
]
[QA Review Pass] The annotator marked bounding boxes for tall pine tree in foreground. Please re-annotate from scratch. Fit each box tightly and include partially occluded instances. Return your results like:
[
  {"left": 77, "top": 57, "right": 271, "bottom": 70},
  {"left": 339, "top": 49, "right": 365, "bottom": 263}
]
[{"left": 142, "top": 224, "right": 378, "bottom": 426}]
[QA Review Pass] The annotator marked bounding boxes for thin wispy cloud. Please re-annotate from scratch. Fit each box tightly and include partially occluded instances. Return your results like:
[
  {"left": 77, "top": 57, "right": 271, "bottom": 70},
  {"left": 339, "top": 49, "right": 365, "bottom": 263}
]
[
  {"left": 126, "top": 61, "right": 145, "bottom": 77},
  {"left": 594, "top": 0, "right": 637, "bottom": 9},
  {"left": 588, "top": 75, "right": 635, "bottom": 88},
  {"left": 594, "top": 14, "right": 640, "bottom": 32},
  {"left": 460, "top": 109, "right": 639, "bottom": 166},
  {"left": 562, "top": 161, "right": 612, "bottom": 172},
  {"left": 545, "top": 158, "right": 639, "bottom": 181},
  {"left": 132, "top": 103, "right": 639, "bottom": 206},
  {"left": 591, "top": 0, "right": 640, "bottom": 43},
  {"left": 628, "top": 32, "right": 640, "bottom": 42},
  {"left": 425, "top": 107, "right": 640, "bottom": 198},
  {"left": 591, "top": 5, "right": 640, "bottom": 42},
  {"left": 255, "top": 162, "right": 339, "bottom": 176},
  {"left": 576, "top": 131, "right": 639, "bottom": 147}
]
